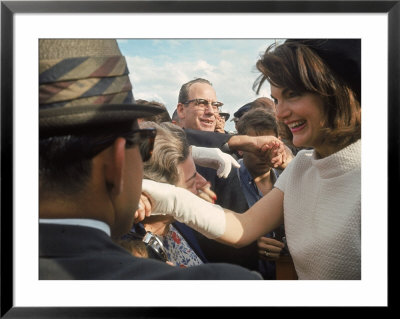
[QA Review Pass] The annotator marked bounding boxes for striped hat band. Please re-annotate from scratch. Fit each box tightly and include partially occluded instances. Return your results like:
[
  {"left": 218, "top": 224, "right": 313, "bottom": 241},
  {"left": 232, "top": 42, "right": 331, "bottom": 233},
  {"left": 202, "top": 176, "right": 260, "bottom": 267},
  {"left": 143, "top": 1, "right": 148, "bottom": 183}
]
[
  {"left": 39, "top": 39, "right": 163, "bottom": 137},
  {"left": 39, "top": 55, "right": 132, "bottom": 108}
]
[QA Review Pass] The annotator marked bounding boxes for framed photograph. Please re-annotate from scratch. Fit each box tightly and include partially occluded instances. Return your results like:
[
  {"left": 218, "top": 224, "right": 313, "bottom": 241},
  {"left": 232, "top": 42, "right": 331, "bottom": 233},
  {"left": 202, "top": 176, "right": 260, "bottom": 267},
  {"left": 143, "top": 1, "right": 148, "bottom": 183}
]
[{"left": 1, "top": 0, "right": 396, "bottom": 316}]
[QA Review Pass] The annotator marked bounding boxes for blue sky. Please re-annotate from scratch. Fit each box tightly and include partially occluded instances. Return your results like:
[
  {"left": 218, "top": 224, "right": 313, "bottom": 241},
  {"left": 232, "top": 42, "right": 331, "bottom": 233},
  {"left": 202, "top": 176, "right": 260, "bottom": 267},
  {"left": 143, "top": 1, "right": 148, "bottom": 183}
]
[{"left": 117, "top": 39, "right": 284, "bottom": 132}]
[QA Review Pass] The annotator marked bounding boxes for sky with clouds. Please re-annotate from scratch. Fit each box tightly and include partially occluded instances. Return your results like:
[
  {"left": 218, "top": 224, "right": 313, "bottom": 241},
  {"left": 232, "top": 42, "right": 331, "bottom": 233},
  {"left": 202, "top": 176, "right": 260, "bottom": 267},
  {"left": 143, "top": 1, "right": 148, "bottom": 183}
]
[{"left": 117, "top": 39, "right": 284, "bottom": 132}]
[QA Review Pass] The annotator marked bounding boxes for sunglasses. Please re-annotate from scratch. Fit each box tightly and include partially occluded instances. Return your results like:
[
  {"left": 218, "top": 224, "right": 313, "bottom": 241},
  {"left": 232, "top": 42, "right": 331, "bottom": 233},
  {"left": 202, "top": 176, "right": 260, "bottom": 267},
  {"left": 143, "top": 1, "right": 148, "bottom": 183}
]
[{"left": 90, "top": 128, "right": 157, "bottom": 162}]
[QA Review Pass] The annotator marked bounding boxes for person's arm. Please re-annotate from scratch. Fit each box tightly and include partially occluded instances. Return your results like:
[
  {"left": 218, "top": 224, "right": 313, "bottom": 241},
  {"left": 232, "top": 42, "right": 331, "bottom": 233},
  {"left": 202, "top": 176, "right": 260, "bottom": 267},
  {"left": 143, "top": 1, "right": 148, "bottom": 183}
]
[
  {"left": 185, "top": 129, "right": 281, "bottom": 155},
  {"left": 141, "top": 179, "right": 284, "bottom": 248},
  {"left": 184, "top": 129, "right": 288, "bottom": 170},
  {"left": 184, "top": 128, "right": 231, "bottom": 148},
  {"left": 218, "top": 188, "right": 284, "bottom": 247}
]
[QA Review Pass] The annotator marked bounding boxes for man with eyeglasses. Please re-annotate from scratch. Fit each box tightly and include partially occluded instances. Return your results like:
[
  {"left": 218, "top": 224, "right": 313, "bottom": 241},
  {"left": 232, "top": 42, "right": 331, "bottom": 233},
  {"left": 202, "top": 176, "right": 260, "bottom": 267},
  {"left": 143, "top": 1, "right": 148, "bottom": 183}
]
[
  {"left": 173, "top": 78, "right": 279, "bottom": 271},
  {"left": 38, "top": 39, "right": 262, "bottom": 280},
  {"left": 176, "top": 78, "right": 222, "bottom": 132}
]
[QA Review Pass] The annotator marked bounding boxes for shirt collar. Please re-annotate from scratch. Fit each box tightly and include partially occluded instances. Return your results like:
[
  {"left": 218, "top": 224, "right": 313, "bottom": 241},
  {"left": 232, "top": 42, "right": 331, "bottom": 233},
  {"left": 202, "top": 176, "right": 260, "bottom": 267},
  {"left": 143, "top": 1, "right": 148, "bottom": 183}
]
[{"left": 39, "top": 218, "right": 111, "bottom": 236}]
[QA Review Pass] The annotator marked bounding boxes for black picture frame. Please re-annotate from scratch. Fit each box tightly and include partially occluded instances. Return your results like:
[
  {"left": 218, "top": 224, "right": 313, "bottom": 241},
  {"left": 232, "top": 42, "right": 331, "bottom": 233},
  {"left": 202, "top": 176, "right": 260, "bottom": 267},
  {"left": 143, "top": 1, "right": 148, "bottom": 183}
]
[{"left": 1, "top": 1, "right": 396, "bottom": 317}]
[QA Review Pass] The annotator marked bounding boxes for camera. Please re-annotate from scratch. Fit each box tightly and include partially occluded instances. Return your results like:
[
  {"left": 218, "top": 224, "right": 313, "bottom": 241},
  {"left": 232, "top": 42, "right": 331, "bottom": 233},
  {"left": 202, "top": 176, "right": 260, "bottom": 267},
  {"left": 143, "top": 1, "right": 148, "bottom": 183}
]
[
  {"left": 142, "top": 231, "right": 168, "bottom": 262},
  {"left": 123, "top": 224, "right": 169, "bottom": 263}
]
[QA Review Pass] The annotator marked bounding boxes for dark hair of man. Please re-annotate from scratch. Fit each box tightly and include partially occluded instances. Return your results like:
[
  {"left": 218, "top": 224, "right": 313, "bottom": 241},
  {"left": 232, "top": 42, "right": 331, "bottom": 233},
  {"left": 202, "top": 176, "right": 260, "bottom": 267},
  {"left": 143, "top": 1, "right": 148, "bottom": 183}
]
[
  {"left": 236, "top": 108, "right": 279, "bottom": 137},
  {"left": 253, "top": 41, "right": 361, "bottom": 149},
  {"left": 39, "top": 122, "right": 136, "bottom": 195},
  {"left": 178, "top": 78, "right": 213, "bottom": 104}
]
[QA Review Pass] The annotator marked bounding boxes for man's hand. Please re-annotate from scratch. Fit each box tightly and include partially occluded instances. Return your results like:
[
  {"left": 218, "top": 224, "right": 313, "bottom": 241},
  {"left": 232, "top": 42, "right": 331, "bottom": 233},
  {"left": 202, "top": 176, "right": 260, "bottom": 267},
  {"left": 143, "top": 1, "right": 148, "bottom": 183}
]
[
  {"left": 228, "top": 135, "right": 287, "bottom": 168},
  {"left": 191, "top": 146, "right": 240, "bottom": 178}
]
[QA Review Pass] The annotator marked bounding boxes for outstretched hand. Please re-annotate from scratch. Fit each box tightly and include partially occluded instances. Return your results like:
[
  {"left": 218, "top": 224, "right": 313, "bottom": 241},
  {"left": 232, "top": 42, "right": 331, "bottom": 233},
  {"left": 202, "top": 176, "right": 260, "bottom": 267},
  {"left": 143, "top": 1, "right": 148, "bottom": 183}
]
[
  {"left": 261, "top": 141, "right": 287, "bottom": 168},
  {"left": 228, "top": 134, "right": 287, "bottom": 168},
  {"left": 253, "top": 136, "right": 287, "bottom": 168},
  {"left": 191, "top": 146, "right": 240, "bottom": 178}
]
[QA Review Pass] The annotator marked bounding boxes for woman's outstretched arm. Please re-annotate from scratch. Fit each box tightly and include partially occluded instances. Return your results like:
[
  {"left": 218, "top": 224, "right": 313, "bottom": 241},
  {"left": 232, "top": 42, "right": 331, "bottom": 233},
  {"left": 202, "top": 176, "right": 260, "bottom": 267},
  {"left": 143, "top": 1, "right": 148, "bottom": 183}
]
[{"left": 141, "top": 179, "right": 284, "bottom": 248}]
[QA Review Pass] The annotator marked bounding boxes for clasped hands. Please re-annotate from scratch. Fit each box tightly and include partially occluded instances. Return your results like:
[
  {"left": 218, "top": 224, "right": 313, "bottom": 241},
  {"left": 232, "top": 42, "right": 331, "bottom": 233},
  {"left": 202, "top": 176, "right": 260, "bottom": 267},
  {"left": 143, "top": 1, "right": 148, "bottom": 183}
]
[
  {"left": 191, "top": 136, "right": 288, "bottom": 178},
  {"left": 250, "top": 135, "right": 288, "bottom": 168}
]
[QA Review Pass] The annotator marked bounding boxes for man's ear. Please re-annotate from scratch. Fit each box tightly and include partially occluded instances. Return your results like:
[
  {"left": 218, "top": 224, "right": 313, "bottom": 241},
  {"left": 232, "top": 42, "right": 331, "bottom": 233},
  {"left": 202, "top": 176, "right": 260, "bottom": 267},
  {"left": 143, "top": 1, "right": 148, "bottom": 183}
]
[
  {"left": 104, "top": 137, "right": 126, "bottom": 195},
  {"left": 176, "top": 103, "right": 185, "bottom": 119}
]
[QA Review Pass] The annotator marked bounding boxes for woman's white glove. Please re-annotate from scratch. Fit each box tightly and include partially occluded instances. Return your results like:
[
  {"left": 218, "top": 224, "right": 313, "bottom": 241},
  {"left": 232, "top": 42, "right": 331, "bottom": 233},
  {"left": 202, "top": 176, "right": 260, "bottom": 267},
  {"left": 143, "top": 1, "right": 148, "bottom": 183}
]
[
  {"left": 141, "top": 179, "right": 226, "bottom": 239},
  {"left": 191, "top": 146, "right": 240, "bottom": 178}
]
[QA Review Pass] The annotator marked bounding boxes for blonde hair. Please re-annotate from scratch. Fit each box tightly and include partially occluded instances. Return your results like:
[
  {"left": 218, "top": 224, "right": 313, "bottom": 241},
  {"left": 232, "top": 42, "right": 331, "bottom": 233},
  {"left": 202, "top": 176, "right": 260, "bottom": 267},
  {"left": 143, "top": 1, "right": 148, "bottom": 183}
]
[{"left": 139, "top": 121, "right": 190, "bottom": 185}]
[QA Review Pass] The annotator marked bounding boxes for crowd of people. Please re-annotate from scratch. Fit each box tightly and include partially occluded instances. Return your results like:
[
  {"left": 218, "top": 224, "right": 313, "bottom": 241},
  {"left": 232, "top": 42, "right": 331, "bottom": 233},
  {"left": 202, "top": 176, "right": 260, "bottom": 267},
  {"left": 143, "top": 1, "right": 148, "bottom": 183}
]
[{"left": 39, "top": 38, "right": 361, "bottom": 280}]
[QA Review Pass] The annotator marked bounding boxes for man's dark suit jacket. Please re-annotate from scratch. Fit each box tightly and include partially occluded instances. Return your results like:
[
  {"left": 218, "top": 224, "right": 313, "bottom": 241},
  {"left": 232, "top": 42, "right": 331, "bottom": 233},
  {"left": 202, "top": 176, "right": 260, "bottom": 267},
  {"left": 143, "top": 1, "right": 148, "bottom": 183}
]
[
  {"left": 39, "top": 223, "right": 261, "bottom": 280},
  {"left": 183, "top": 129, "right": 259, "bottom": 272}
]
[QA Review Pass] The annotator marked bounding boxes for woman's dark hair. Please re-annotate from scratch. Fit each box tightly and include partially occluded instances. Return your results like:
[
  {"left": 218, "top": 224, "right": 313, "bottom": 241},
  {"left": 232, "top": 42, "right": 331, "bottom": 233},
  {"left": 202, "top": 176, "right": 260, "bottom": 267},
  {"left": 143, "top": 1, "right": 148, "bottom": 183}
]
[{"left": 254, "top": 41, "right": 361, "bottom": 149}]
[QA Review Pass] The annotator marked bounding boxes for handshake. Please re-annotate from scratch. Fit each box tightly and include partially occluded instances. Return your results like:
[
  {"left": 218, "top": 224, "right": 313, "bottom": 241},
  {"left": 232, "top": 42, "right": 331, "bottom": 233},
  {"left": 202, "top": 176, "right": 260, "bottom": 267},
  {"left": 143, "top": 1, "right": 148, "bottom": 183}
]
[{"left": 191, "top": 135, "right": 290, "bottom": 178}]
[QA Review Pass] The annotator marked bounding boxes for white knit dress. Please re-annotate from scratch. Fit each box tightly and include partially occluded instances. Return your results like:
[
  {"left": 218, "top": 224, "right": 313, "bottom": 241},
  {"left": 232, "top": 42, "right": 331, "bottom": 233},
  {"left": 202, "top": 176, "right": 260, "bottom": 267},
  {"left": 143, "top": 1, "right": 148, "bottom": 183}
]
[{"left": 275, "top": 139, "right": 361, "bottom": 280}]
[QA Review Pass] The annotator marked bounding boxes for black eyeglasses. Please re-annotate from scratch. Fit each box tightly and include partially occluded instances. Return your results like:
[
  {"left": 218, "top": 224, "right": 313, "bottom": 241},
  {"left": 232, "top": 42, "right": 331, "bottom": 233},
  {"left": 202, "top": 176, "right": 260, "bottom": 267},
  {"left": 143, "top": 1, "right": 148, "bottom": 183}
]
[
  {"left": 90, "top": 128, "right": 157, "bottom": 162},
  {"left": 183, "top": 98, "right": 223, "bottom": 112}
]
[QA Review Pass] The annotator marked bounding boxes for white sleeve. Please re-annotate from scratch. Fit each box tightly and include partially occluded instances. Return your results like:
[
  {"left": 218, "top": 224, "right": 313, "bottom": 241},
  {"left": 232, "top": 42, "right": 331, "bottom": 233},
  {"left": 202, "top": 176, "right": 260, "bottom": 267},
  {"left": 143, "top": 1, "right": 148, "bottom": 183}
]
[{"left": 141, "top": 179, "right": 226, "bottom": 239}]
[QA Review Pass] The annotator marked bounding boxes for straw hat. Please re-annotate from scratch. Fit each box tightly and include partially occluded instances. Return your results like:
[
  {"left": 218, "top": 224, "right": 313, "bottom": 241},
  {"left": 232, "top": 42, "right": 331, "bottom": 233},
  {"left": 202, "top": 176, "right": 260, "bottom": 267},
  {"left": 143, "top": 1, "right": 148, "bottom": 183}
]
[{"left": 39, "top": 39, "right": 162, "bottom": 137}]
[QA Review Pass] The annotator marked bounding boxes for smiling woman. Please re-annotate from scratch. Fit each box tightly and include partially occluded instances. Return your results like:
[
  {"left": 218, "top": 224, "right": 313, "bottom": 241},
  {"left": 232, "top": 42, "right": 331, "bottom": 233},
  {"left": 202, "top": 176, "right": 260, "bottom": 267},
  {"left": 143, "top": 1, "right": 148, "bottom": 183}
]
[
  {"left": 257, "top": 39, "right": 361, "bottom": 158},
  {"left": 141, "top": 39, "right": 362, "bottom": 280},
  {"left": 270, "top": 88, "right": 329, "bottom": 155}
]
